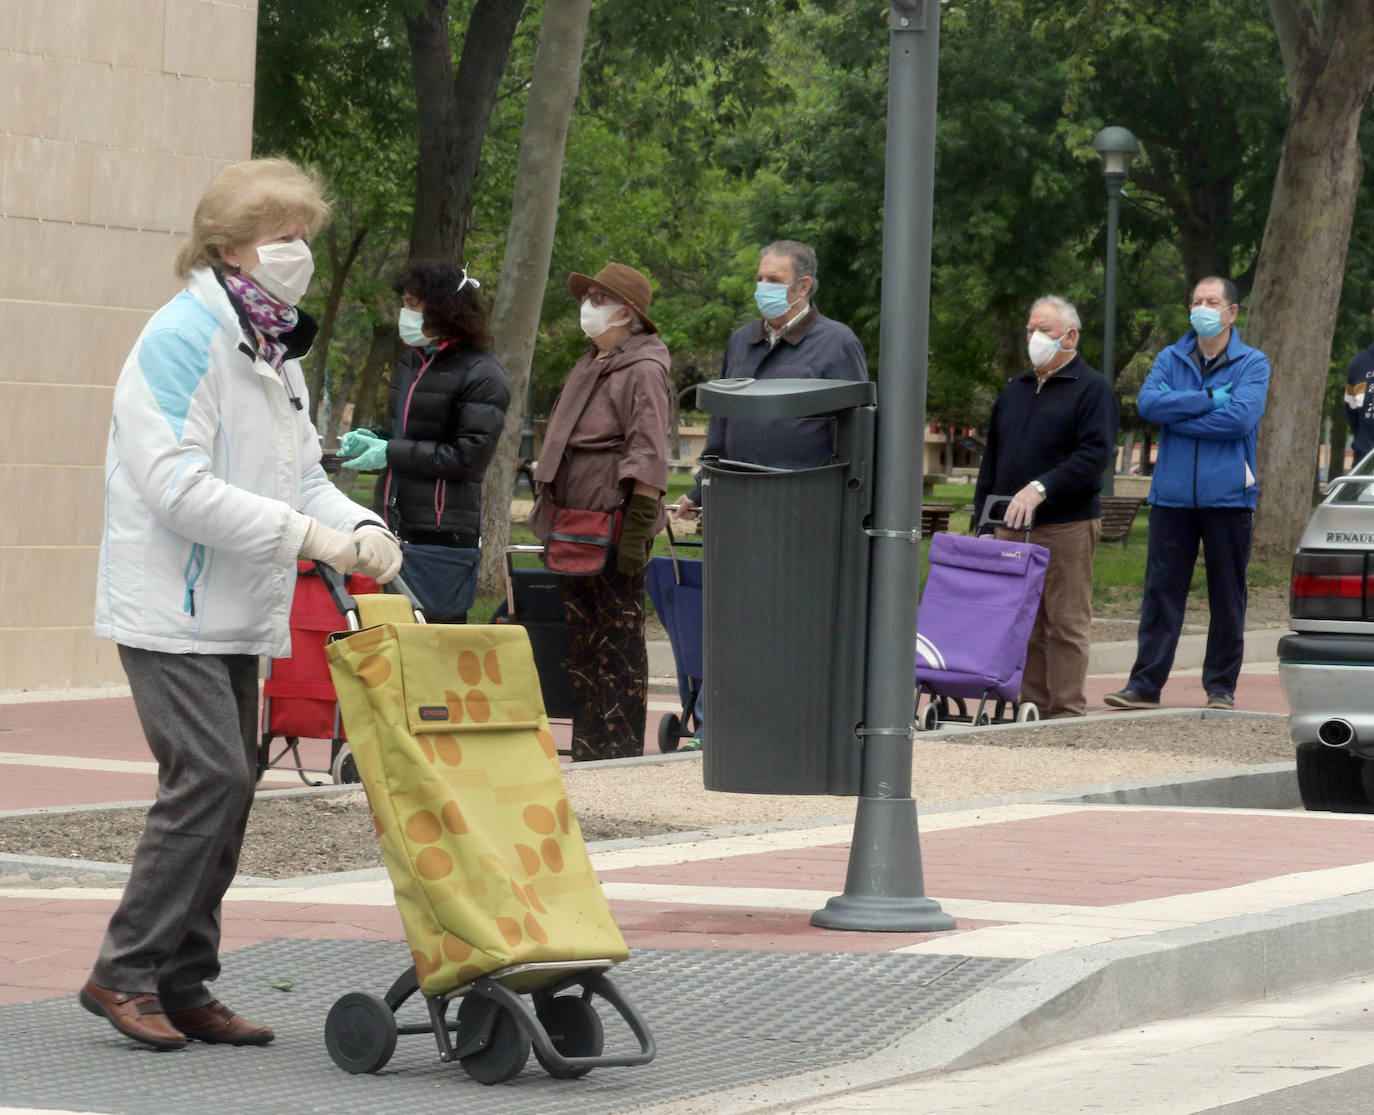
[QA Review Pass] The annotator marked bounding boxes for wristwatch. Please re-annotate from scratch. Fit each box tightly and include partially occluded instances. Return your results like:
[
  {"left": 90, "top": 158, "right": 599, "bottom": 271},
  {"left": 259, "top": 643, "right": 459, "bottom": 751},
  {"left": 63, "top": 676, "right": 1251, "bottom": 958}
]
[{"left": 1030, "top": 480, "right": 1047, "bottom": 497}]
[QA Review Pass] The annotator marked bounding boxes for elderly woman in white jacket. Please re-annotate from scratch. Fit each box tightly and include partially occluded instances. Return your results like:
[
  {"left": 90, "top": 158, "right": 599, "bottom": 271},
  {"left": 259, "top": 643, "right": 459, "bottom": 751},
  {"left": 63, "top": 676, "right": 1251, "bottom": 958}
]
[{"left": 82, "top": 159, "right": 400, "bottom": 1053}]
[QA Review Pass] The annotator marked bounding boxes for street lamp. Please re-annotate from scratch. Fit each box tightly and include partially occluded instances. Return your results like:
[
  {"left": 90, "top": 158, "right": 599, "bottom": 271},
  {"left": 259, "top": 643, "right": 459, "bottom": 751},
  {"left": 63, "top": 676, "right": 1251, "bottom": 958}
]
[{"left": 1092, "top": 125, "right": 1138, "bottom": 497}]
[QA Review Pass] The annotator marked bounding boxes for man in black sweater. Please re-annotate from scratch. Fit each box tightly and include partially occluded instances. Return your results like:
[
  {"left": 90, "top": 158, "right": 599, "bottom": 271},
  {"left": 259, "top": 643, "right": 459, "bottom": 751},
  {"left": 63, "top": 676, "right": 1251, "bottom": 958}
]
[{"left": 972, "top": 295, "right": 1120, "bottom": 717}]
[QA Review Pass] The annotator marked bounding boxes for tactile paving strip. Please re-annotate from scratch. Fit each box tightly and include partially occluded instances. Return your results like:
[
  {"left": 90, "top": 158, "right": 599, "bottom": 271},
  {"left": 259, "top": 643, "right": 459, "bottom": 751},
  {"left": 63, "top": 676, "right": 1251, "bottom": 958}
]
[{"left": 0, "top": 940, "right": 1020, "bottom": 1114}]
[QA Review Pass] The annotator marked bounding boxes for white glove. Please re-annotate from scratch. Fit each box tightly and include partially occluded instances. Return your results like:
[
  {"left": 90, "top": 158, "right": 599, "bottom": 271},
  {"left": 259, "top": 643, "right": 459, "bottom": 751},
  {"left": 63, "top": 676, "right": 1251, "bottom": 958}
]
[
  {"left": 299, "top": 518, "right": 358, "bottom": 576},
  {"left": 354, "top": 525, "right": 403, "bottom": 584}
]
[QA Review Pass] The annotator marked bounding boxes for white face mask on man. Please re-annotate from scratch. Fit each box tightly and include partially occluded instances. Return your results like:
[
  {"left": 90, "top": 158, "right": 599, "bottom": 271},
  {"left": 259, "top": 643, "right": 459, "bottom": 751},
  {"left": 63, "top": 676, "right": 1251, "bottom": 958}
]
[
  {"left": 250, "top": 240, "right": 316, "bottom": 306},
  {"left": 1027, "top": 328, "right": 1074, "bottom": 369},
  {"left": 580, "top": 298, "right": 631, "bottom": 339}
]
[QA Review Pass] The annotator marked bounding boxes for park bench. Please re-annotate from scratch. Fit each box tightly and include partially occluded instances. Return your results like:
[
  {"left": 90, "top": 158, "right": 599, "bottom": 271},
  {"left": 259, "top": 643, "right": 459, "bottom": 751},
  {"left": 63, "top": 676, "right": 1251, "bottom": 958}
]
[
  {"left": 921, "top": 502, "right": 956, "bottom": 537},
  {"left": 1099, "top": 495, "right": 1145, "bottom": 546}
]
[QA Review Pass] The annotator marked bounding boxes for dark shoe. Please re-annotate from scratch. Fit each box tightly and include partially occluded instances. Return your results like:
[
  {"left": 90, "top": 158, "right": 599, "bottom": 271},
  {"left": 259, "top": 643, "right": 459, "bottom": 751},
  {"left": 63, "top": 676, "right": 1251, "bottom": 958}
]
[
  {"left": 168, "top": 1001, "right": 274, "bottom": 1045},
  {"left": 1103, "top": 688, "right": 1160, "bottom": 710},
  {"left": 79, "top": 980, "right": 186, "bottom": 1050},
  {"left": 1206, "top": 692, "right": 1235, "bottom": 710}
]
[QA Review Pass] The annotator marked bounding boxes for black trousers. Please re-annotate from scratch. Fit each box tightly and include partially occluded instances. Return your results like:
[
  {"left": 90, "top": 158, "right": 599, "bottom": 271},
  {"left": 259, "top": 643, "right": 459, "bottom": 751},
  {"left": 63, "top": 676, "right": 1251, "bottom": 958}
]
[
  {"left": 92, "top": 647, "right": 258, "bottom": 1008},
  {"left": 1127, "top": 505, "right": 1253, "bottom": 700},
  {"left": 562, "top": 565, "right": 647, "bottom": 761}
]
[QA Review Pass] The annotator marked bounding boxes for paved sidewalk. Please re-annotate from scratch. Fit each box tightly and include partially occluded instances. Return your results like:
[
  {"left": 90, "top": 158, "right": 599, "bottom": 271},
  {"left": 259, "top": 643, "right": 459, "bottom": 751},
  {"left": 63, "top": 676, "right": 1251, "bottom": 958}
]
[{"left": 6, "top": 627, "right": 1374, "bottom": 1114}]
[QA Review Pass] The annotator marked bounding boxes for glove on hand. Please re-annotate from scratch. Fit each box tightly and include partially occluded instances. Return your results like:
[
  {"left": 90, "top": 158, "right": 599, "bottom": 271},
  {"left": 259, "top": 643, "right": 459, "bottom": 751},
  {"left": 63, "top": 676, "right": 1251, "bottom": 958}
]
[
  {"left": 616, "top": 493, "right": 661, "bottom": 576},
  {"left": 339, "top": 429, "right": 374, "bottom": 457},
  {"left": 354, "top": 525, "right": 403, "bottom": 584},
  {"left": 1211, "top": 384, "right": 1232, "bottom": 409},
  {"left": 1157, "top": 382, "right": 1172, "bottom": 393},
  {"left": 300, "top": 518, "right": 358, "bottom": 576},
  {"left": 341, "top": 431, "right": 388, "bottom": 472}
]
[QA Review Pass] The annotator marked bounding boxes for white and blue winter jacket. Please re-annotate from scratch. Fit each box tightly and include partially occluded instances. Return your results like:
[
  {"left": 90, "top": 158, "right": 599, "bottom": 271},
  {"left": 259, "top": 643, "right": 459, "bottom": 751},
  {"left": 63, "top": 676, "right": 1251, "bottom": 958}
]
[{"left": 94, "top": 267, "right": 382, "bottom": 656}]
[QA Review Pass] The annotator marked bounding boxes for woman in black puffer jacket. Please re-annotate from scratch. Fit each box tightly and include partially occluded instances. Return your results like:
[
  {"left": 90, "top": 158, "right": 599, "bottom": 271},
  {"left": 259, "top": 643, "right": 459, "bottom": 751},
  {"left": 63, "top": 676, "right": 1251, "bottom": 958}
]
[{"left": 340, "top": 261, "right": 511, "bottom": 620}]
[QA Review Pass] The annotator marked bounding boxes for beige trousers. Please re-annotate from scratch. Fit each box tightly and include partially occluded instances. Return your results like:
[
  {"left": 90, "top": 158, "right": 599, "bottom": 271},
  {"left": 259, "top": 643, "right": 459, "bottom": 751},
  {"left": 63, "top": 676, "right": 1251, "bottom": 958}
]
[{"left": 997, "top": 518, "right": 1101, "bottom": 718}]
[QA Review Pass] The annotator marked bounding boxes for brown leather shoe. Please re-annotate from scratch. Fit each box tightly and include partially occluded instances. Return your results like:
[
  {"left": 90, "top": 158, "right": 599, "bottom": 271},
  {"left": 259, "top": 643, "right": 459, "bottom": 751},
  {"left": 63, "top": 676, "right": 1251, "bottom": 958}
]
[
  {"left": 79, "top": 980, "right": 186, "bottom": 1050},
  {"left": 168, "top": 1001, "right": 274, "bottom": 1045}
]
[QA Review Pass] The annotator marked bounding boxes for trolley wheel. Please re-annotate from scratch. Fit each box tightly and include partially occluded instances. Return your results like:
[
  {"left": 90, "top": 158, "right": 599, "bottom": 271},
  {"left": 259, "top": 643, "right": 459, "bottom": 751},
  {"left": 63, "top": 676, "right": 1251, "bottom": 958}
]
[
  {"left": 658, "top": 713, "right": 682, "bottom": 754},
  {"left": 534, "top": 995, "right": 604, "bottom": 1079},
  {"left": 918, "top": 701, "right": 940, "bottom": 731},
  {"left": 1015, "top": 703, "right": 1040, "bottom": 723},
  {"left": 457, "top": 995, "right": 530, "bottom": 1085},
  {"left": 974, "top": 710, "right": 992, "bottom": 727},
  {"left": 332, "top": 744, "right": 359, "bottom": 785},
  {"left": 325, "top": 991, "right": 397, "bottom": 1074}
]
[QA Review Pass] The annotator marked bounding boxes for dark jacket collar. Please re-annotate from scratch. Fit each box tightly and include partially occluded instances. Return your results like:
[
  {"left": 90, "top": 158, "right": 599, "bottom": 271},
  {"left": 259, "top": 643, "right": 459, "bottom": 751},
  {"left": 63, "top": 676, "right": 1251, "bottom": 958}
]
[{"left": 747, "top": 303, "right": 821, "bottom": 346}]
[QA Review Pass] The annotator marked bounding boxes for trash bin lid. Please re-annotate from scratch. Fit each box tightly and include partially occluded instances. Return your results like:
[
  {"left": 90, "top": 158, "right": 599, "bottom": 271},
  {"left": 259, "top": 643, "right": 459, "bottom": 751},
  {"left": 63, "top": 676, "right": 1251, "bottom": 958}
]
[{"left": 696, "top": 377, "right": 876, "bottom": 419}]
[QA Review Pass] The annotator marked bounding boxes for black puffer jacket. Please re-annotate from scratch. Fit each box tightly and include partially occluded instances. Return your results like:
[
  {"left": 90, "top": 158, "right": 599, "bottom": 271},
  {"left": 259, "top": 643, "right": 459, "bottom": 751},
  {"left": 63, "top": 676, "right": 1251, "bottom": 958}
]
[{"left": 373, "top": 342, "right": 511, "bottom": 546}]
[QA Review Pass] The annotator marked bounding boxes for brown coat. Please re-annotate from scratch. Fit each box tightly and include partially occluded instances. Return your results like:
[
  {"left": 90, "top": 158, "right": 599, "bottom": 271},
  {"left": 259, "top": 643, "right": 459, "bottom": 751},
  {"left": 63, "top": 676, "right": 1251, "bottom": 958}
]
[{"left": 530, "top": 332, "right": 672, "bottom": 540}]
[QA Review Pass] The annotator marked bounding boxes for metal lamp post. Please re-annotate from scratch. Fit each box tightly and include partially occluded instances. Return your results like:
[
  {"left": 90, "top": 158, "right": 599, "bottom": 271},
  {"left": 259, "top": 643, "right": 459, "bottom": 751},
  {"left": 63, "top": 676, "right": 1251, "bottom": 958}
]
[
  {"left": 810, "top": 0, "right": 954, "bottom": 933},
  {"left": 1091, "top": 125, "right": 1138, "bottom": 497}
]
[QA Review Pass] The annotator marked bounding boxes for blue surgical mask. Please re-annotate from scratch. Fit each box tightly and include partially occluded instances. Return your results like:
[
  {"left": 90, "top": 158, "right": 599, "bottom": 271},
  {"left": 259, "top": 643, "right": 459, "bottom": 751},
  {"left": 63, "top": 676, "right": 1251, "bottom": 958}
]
[
  {"left": 1190, "top": 306, "right": 1226, "bottom": 339},
  {"left": 754, "top": 281, "right": 798, "bottom": 319},
  {"left": 398, "top": 307, "right": 429, "bottom": 347}
]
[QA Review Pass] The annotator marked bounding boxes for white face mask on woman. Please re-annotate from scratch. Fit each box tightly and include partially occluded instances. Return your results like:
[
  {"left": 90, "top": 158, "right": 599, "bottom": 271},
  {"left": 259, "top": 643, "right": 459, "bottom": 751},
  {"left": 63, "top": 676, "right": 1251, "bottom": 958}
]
[
  {"left": 580, "top": 298, "right": 631, "bottom": 339},
  {"left": 250, "top": 240, "right": 315, "bottom": 305}
]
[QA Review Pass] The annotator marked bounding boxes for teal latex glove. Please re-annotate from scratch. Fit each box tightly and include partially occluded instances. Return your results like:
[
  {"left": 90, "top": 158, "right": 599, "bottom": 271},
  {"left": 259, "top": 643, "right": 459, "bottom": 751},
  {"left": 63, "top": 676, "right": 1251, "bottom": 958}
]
[
  {"left": 340, "top": 432, "right": 388, "bottom": 472},
  {"left": 339, "top": 428, "right": 375, "bottom": 458},
  {"left": 1157, "top": 382, "right": 1172, "bottom": 392},
  {"left": 1211, "top": 385, "right": 1232, "bottom": 409}
]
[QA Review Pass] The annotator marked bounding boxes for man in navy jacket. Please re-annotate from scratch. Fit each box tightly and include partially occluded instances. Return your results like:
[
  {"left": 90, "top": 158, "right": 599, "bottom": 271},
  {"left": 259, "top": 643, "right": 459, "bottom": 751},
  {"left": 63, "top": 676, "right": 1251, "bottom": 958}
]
[
  {"left": 1106, "top": 276, "right": 1271, "bottom": 711},
  {"left": 973, "top": 295, "right": 1118, "bottom": 718},
  {"left": 675, "top": 240, "right": 869, "bottom": 514}
]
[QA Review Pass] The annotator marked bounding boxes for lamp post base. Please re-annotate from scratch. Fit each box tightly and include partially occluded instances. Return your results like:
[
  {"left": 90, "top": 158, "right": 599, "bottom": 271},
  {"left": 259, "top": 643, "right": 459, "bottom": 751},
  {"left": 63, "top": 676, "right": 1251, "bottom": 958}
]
[{"left": 809, "top": 794, "right": 956, "bottom": 932}]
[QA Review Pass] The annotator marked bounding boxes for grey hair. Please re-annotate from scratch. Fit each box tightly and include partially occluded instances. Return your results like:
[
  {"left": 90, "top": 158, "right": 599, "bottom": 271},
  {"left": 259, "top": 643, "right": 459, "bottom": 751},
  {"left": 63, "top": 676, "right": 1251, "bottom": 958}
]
[
  {"left": 762, "top": 239, "right": 819, "bottom": 294},
  {"left": 1029, "top": 295, "right": 1081, "bottom": 333}
]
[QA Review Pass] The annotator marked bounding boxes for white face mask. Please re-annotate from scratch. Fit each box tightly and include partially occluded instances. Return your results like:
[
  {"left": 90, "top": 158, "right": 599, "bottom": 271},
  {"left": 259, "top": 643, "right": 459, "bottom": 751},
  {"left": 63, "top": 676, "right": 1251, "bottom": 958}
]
[
  {"left": 1028, "top": 328, "right": 1073, "bottom": 369},
  {"left": 398, "top": 307, "right": 429, "bottom": 348},
  {"left": 249, "top": 240, "right": 315, "bottom": 305},
  {"left": 580, "top": 298, "right": 630, "bottom": 339}
]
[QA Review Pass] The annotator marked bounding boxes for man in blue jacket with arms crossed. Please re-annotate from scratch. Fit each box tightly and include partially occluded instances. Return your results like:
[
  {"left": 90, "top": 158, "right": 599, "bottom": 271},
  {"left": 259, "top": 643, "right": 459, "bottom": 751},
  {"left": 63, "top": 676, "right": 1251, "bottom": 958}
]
[{"left": 1106, "top": 276, "right": 1271, "bottom": 711}]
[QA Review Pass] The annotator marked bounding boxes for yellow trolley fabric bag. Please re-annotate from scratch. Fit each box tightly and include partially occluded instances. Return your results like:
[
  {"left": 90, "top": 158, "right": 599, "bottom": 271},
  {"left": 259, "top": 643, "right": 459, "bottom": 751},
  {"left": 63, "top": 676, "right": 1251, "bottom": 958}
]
[{"left": 326, "top": 620, "right": 629, "bottom": 998}]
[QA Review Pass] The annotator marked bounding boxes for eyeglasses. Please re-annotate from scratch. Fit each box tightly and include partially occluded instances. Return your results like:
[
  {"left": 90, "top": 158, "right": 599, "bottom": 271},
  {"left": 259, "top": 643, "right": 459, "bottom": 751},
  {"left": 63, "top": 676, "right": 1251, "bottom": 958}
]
[{"left": 585, "top": 290, "right": 621, "bottom": 307}]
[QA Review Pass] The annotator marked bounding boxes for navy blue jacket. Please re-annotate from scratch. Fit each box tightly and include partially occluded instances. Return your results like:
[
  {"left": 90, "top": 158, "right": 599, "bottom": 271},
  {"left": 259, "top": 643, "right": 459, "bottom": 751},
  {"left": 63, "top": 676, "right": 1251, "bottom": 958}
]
[
  {"left": 1137, "top": 328, "right": 1270, "bottom": 510},
  {"left": 687, "top": 307, "right": 869, "bottom": 501},
  {"left": 973, "top": 355, "right": 1119, "bottom": 526}
]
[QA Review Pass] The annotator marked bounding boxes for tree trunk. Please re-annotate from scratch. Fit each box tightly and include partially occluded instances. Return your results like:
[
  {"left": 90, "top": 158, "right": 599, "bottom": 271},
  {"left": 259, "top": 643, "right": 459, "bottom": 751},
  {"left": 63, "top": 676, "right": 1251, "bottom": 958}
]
[
  {"left": 307, "top": 226, "right": 367, "bottom": 430},
  {"left": 330, "top": 322, "right": 399, "bottom": 493},
  {"left": 1250, "top": 0, "right": 1374, "bottom": 562},
  {"left": 479, "top": 0, "right": 594, "bottom": 596},
  {"left": 405, "top": 0, "right": 525, "bottom": 261}
]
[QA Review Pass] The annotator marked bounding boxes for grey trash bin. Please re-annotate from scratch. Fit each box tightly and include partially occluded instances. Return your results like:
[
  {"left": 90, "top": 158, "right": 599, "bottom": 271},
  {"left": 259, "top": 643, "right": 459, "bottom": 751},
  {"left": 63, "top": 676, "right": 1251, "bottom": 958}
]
[{"left": 696, "top": 378, "right": 877, "bottom": 795}]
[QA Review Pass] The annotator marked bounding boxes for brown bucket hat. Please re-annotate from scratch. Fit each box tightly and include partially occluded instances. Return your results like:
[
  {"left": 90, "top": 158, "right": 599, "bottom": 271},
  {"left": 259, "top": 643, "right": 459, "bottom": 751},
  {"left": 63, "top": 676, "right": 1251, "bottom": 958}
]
[{"left": 567, "top": 262, "right": 657, "bottom": 334}]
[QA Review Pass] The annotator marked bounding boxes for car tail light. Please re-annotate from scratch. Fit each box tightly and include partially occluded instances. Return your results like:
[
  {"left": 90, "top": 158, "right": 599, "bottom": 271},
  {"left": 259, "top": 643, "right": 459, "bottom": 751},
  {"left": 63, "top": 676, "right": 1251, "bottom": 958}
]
[{"left": 1291, "top": 551, "right": 1367, "bottom": 619}]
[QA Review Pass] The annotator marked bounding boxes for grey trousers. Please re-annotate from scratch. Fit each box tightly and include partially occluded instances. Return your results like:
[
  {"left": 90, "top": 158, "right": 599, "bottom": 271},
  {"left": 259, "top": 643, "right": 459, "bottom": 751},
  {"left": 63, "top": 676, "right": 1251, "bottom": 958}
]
[{"left": 91, "top": 646, "right": 259, "bottom": 1010}]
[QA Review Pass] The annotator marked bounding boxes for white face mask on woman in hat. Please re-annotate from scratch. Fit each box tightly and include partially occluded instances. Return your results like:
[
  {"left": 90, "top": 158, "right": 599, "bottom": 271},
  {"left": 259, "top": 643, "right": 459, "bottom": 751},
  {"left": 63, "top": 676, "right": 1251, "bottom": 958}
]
[{"left": 580, "top": 295, "right": 632, "bottom": 339}]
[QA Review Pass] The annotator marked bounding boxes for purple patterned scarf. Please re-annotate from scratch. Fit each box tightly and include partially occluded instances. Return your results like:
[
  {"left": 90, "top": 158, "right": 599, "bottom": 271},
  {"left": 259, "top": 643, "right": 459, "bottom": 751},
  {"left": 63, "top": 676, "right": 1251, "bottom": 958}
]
[{"left": 223, "top": 273, "right": 299, "bottom": 369}]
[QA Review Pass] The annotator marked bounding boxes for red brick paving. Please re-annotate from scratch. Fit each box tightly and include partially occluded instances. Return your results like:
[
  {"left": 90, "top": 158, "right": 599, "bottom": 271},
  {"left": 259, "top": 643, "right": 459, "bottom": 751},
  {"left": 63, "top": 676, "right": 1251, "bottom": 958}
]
[{"left": 601, "top": 810, "right": 1374, "bottom": 907}]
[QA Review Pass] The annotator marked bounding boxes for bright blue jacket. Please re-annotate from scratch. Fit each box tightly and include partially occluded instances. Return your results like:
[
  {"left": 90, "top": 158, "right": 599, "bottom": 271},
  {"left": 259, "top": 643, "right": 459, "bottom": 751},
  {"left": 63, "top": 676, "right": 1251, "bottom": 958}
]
[{"left": 1137, "top": 328, "right": 1270, "bottom": 509}]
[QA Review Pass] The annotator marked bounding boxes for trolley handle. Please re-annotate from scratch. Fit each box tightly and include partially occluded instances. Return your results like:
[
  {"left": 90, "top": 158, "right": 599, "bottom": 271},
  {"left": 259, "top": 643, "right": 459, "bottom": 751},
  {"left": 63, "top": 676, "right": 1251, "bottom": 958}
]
[
  {"left": 314, "top": 561, "right": 425, "bottom": 628},
  {"left": 976, "top": 495, "right": 1034, "bottom": 543},
  {"left": 502, "top": 545, "right": 547, "bottom": 616}
]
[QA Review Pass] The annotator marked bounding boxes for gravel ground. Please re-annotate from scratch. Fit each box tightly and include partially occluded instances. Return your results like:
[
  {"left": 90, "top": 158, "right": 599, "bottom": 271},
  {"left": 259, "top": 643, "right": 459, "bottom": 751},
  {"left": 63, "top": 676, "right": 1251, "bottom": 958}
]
[{"left": 0, "top": 713, "right": 1294, "bottom": 881}]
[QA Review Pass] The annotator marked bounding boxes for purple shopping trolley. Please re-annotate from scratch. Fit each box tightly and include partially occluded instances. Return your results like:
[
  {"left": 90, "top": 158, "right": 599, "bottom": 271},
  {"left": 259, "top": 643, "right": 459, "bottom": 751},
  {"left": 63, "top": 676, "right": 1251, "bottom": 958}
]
[{"left": 915, "top": 505, "right": 1050, "bottom": 729}]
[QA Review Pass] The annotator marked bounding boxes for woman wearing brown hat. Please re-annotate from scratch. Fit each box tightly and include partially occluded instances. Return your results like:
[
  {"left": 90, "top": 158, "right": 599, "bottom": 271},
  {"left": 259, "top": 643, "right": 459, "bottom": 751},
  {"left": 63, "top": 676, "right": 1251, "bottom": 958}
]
[{"left": 530, "top": 263, "right": 672, "bottom": 760}]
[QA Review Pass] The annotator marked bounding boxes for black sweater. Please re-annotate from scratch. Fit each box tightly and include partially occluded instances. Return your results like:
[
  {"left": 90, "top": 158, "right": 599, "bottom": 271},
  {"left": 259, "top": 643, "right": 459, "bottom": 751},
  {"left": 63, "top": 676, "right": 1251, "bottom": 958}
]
[
  {"left": 972, "top": 355, "right": 1119, "bottom": 526},
  {"left": 373, "top": 342, "right": 511, "bottom": 546}
]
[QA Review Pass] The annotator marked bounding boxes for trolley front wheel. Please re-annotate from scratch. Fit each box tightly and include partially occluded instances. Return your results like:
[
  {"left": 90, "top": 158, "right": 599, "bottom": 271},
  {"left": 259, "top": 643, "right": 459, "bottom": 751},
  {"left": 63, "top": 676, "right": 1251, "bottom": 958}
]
[
  {"left": 918, "top": 701, "right": 940, "bottom": 732},
  {"left": 458, "top": 995, "right": 530, "bottom": 1085},
  {"left": 332, "top": 744, "right": 360, "bottom": 784},
  {"left": 1015, "top": 703, "right": 1040, "bottom": 723},
  {"left": 325, "top": 991, "right": 397, "bottom": 1074},
  {"left": 534, "top": 995, "right": 605, "bottom": 1079},
  {"left": 657, "top": 713, "right": 682, "bottom": 754}
]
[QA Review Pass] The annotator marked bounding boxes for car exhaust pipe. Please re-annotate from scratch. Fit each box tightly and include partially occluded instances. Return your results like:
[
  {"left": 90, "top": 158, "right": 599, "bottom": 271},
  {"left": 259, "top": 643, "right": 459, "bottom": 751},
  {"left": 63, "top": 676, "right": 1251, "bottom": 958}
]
[{"left": 1318, "top": 718, "right": 1357, "bottom": 748}]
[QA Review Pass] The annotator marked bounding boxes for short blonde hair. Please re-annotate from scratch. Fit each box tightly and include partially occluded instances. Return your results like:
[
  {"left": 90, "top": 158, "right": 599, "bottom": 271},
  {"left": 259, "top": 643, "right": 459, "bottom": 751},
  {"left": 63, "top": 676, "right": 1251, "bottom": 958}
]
[{"left": 175, "top": 158, "right": 331, "bottom": 278}]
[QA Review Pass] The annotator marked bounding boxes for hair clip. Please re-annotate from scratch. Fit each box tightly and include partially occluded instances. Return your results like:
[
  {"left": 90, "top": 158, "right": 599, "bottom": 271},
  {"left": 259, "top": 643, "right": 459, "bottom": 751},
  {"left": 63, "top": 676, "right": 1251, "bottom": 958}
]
[{"left": 456, "top": 263, "right": 480, "bottom": 294}]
